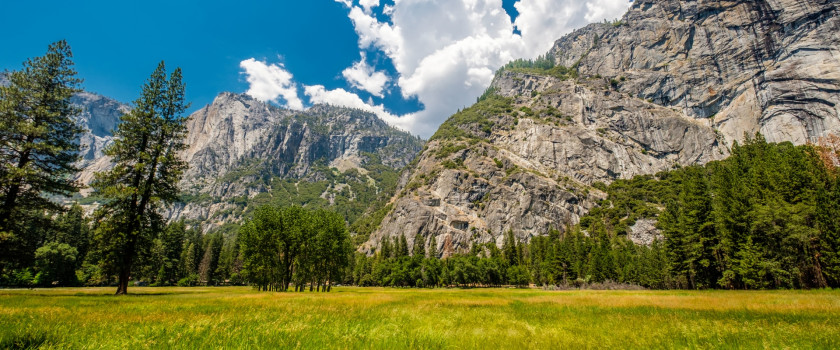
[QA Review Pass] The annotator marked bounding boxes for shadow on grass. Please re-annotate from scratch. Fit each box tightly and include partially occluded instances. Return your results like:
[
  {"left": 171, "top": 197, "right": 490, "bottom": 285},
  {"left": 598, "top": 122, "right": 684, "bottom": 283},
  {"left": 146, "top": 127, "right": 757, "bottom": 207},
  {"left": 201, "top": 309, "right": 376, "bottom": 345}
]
[
  {"left": 0, "top": 331, "right": 50, "bottom": 349},
  {"left": 0, "top": 289, "right": 211, "bottom": 298}
]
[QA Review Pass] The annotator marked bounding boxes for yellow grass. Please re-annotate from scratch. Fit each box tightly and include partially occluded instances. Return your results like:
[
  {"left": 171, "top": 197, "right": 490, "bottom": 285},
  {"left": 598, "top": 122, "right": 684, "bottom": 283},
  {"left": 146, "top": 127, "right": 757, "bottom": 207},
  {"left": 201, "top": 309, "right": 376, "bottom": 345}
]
[{"left": 1, "top": 287, "right": 839, "bottom": 349}]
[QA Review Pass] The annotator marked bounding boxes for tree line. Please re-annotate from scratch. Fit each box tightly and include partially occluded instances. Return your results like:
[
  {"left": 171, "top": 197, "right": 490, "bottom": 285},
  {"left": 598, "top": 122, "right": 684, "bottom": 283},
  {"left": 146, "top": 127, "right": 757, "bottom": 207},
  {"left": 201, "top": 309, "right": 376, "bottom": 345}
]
[{"left": 239, "top": 205, "right": 351, "bottom": 292}]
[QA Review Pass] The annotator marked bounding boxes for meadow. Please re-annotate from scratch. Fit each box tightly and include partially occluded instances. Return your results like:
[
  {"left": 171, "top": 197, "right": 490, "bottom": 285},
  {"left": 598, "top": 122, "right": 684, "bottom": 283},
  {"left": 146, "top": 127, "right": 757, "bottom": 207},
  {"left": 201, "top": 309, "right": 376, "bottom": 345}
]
[{"left": 1, "top": 287, "right": 839, "bottom": 349}]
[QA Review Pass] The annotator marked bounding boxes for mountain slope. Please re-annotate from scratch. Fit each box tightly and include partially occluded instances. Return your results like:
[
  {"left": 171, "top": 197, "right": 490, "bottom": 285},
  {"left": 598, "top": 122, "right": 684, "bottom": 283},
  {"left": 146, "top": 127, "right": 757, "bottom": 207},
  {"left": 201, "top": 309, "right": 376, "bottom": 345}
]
[
  {"left": 79, "top": 92, "right": 424, "bottom": 232},
  {"left": 363, "top": 0, "right": 840, "bottom": 257}
]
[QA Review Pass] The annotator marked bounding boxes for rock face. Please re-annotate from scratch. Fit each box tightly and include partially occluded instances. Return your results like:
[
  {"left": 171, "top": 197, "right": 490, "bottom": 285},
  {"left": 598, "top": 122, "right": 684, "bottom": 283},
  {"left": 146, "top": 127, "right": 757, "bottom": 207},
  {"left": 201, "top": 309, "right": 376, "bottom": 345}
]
[
  {"left": 1, "top": 73, "right": 128, "bottom": 177},
  {"left": 79, "top": 92, "right": 424, "bottom": 230},
  {"left": 365, "top": 0, "right": 840, "bottom": 256},
  {"left": 70, "top": 92, "right": 128, "bottom": 166},
  {"left": 558, "top": 0, "right": 840, "bottom": 146},
  {"left": 70, "top": 92, "right": 128, "bottom": 192}
]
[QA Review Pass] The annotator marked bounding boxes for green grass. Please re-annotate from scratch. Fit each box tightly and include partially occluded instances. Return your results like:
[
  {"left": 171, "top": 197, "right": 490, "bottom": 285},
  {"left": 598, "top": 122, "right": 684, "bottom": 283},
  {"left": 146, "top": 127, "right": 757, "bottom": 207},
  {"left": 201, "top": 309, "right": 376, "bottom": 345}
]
[{"left": 2, "top": 287, "right": 839, "bottom": 349}]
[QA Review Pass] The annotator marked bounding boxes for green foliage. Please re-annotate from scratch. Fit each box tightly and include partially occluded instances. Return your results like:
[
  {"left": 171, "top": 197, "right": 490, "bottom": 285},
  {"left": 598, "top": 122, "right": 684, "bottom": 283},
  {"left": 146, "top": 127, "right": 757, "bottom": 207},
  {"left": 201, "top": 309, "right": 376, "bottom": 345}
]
[
  {"left": 430, "top": 95, "right": 513, "bottom": 141},
  {"left": 476, "top": 86, "right": 498, "bottom": 103},
  {"left": 576, "top": 133, "right": 840, "bottom": 289},
  {"left": 239, "top": 205, "right": 351, "bottom": 292},
  {"left": 441, "top": 158, "right": 464, "bottom": 170},
  {"left": 352, "top": 232, "right": 533, "bottom": 288},
  {"left": 34, "top": 242, "right": 78, "bottom": 286},
  {"left": 91, "top": 61, "right": 190, "bottom": 294},
  {"left": 0, "top": 40, "right": 84, "bottom": 270},
  {"left": 349, "top": 203, "right": 393, "bottom": 246},
  {"left": 435, "top": 142, "right": 468, "bottom": 159},
  {"left": 177, "top": 274, "right": 199, "bottom": 287},
  {"left": 352, "top": 133, "right": 840, "bottom": 291},
  {"left": 500, "top": 53, "right": 578, "bottom": 80},
  {"left": 221, "top": 153, "right": 401, "bottom": 231}
]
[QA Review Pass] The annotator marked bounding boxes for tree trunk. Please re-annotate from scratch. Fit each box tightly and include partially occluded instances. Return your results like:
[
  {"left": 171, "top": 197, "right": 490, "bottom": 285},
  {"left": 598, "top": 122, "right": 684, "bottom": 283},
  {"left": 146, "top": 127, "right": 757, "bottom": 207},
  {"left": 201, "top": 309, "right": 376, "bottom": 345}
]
[
  {"left": 115, "top": 239, "right": 135, "bottom": 295},
  {"left": 116, "top": 263, "right": 130, "bottom": 295},
  {"left": 0, "top": 147, "right": 31, "bottom": 228}
]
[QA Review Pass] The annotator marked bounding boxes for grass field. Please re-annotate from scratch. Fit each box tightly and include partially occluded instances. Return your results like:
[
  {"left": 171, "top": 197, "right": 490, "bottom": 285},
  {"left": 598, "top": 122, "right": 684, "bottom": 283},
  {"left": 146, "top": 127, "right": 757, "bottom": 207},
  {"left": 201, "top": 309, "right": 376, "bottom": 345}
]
[{"left": 1, "top": 287, "right": 839, "bottom": 349}]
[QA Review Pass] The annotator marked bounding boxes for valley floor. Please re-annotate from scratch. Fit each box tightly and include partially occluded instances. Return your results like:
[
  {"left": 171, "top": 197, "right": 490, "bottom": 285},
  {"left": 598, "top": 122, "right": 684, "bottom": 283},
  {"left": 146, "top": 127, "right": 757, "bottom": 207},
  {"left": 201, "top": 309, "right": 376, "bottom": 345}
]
[{"left": 1, "top": 287, "right": 839, "bottom": 349}]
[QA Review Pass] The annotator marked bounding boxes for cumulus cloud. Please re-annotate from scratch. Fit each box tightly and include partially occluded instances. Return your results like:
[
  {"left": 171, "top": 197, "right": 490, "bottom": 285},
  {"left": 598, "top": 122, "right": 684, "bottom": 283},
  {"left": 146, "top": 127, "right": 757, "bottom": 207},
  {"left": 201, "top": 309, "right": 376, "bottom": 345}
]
[
  {"left": 239, "top": 58, "right": 304, "bottom": 110},
  {"left": 326, "top": 0, "right": 633, "bottom": 137},
  {"left": 342, "top": 55, "right": 390, "bottom": 97},
  {"left": 358, "top": 0, "right": 379, "bottom": 13},
  {"left": 515, "top": 0, "right": 631, "bottom": 54},
  {"left": 240, "top": 0, "right": 633, "bottom": 137},
  {"left": 304, "top": 84, "right": 415, "bottom": 132}
]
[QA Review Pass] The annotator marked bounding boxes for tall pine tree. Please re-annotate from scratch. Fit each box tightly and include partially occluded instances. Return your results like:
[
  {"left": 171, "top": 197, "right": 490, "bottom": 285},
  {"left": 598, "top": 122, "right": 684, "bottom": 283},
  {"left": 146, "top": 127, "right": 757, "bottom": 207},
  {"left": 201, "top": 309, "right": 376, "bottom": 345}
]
[
  {"left": 92, "top": 62, "right": 189, "bottom": 295},
  {"left": 0, "top": 40, "right": 83, "bottom": 243}
]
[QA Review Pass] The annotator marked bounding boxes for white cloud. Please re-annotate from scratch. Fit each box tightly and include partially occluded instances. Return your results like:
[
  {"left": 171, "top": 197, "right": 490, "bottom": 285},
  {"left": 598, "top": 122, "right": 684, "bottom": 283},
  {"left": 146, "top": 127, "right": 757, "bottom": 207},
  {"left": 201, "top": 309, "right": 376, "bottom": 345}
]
[
  {"left": 239, "top": 0, "right": 634, "bottom": 137},
  {"left": 359, "top": 0, "right": 379, "bottom": 13},
  {"left": 342, "top": 55, "right": 390, "bottom": 97},
  {"left": 304, "top": 85, "right": 416, "bottom": 132},
  {"left": 333, "top": 0, "right": 632, "bottom": 137},
  {"left": 515, "top": 0, "right": 631, "bottom": 54},
  {"left": 239, "top": 58, "right": 304, "bottom": 110}
]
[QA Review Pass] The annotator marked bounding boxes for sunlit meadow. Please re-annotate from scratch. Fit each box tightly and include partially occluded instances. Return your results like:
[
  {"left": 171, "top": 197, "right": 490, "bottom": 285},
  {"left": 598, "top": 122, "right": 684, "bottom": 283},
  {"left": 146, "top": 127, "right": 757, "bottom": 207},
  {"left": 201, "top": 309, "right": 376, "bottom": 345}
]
[{"left": 2, "top": 287, "right": 839, "bottom": 349}]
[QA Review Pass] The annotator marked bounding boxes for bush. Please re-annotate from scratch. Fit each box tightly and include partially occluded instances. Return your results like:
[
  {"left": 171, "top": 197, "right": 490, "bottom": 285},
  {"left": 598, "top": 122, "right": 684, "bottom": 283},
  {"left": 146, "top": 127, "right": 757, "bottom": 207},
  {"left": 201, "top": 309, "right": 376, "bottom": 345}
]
[
  {"left": 34, "top": 242, "right": 78, "bottom": 286},
  {"left": 1, "top": 269, "right": 36, "bottom": 287},
  {"left": 76, "top": 262, "right": 108, "bottom": 286},
  {"left": 178, "top": 274, "right": 200, "bottom": 287}
]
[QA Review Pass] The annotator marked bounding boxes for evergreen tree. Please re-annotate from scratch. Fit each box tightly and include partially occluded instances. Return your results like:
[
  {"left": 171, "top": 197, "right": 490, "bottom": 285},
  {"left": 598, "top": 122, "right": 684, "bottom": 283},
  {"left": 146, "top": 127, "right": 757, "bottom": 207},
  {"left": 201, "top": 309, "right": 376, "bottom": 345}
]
[
  {"left": 412, "top": 234, "right": 426, "bottom": 258},
  {"left": 428, "top": 236, "right": 438, "bottom": 259},
  {"left": 198, "top": 233, "right": 223, "bottom": 285},
  {"left": 0, "top": 40, "right": 83, "bottom": 228},
  {"left": 397, "top": 234, "right": 409, "bottom": 258},
  {"left": 91, "top": 62, "right": 189, "bottom": 295},
  {"left": 380, "top": 237, "right": 393, "bottom": 260},
  {"left": 0, "top": 41, "right": 83, "bottom": 272},
  {"left": 502, "top": 230, "right": 517, "bottom": 266}
]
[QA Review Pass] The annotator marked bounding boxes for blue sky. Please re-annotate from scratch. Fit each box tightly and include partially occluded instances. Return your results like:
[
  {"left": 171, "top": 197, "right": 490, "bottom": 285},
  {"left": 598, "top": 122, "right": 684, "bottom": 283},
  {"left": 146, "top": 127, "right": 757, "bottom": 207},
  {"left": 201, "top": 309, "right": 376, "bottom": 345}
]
[{"left": 0, "top": 0, "right": 631, "bottom": 137}]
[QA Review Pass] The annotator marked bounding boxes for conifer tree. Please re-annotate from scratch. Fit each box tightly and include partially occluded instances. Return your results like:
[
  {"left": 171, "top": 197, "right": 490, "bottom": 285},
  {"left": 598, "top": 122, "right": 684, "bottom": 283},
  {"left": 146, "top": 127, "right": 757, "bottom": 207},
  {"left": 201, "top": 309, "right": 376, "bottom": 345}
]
[
  {"left": 0, "top": 40, "right": 83, "bottom": 235},
  {"left": 428, "top": 236, "right": 438, "bottom": 258},
  {"left": 91, "top": 62, "right": 189, "bottom": 295},
  {"left": 380, "top": 237, "right": 393, "bottom": 260},
  {"left": 413, "top": 234, "right": 426, "bottom": 258},
  {"left": 398, "top": 234, "right": 409, "bottom": 258}
]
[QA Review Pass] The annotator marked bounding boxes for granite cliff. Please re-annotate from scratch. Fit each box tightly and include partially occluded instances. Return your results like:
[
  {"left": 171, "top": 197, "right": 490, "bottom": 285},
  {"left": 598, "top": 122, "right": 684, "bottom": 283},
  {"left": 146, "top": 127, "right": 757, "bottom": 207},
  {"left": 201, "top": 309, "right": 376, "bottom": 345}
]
[{"left": 363, "top": 0, "right": 840, "bottom": 256}]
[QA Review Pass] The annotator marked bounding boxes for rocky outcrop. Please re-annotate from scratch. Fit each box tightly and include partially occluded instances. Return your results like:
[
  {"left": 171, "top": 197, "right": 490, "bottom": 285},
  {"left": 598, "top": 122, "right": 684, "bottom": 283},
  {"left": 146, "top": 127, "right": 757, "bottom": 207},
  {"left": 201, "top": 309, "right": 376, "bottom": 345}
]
[
  {"left": 560, "top": 0, "right": 840, "bottom": 146},
  {"left": 70, "top": 92, "right": 128, "bottom": 169},
  {"left": 628, "top": 219, "right": 663, "bottom": 246},
  {"left": 365, "top": 0, "right": 840, "bottom": 256}
]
